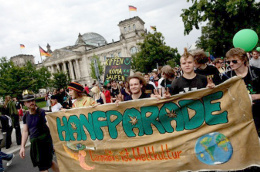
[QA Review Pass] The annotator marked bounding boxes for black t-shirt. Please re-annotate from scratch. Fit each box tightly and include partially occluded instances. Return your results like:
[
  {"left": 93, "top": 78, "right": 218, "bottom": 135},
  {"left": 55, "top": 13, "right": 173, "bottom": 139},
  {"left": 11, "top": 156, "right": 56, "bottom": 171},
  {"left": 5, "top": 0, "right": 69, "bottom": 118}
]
[
  {"left": 111, "top": 88, "right": 120, "bottom": 98},
  {"left": 124, "top": 92, "right": 149, "bottom": 101},
  {"left": 170, "top": 74, "right": 207, "bottom": 95},
  {"left": 145, "top": 84, "right": 155, "bottom": 95},
  {"left": 160, "top": 79, "right": 173, "bottom": 88},
  {"left": 195, "top": 65, "right": 222, "bottom": 85},
  {"left": 225, "top": 66, "right": 260, "bottom": 102}
]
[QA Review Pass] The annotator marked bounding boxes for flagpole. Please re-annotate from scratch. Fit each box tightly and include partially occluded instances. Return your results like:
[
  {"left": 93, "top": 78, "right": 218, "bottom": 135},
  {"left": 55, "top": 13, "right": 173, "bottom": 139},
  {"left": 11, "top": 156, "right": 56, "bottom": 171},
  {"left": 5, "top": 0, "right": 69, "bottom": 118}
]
[{"left": 38, "top": 45, "right": 43, "bottom": 63}]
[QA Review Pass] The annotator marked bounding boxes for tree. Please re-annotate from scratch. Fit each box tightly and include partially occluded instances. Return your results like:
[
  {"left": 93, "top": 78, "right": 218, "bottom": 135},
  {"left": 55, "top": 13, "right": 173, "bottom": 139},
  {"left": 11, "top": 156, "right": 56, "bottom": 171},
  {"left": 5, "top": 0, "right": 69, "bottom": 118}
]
[
  {"left": 51, "top": 71, "right": 71, "bottom": 89},
  {"left": 90, "top": 54, "right": 104, "bottom": 80},
  {"left": 181, "top": 0, "right": 260, "bottom": 56},
  {"left": 0, "top": 57, "right": 52, "bottom": 97},
  {"left": 132, "top": 32, "right": 180, "bottom": 73}
]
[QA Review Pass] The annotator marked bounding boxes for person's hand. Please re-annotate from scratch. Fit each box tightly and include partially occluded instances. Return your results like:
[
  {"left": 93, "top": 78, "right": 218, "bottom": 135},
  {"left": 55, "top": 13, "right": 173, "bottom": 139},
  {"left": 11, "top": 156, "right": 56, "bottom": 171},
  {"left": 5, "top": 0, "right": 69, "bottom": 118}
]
[
  {"left": 151, "top": 89, "right": 161, "bottom": 100},
  {"left": 251, "top": 94, "right": 260, "bottom": 101},
  {"left": 206, "top": 75, "right": 215, "bottom": 89},
  {"left": 20, "top": 147, "right": 25, "bottom": 159},
  {"left": 114, "top": 95, "right": 122, "bottom": 106},
  {"left": 163, "top": 88, "right": 171, "bottom": 98}
]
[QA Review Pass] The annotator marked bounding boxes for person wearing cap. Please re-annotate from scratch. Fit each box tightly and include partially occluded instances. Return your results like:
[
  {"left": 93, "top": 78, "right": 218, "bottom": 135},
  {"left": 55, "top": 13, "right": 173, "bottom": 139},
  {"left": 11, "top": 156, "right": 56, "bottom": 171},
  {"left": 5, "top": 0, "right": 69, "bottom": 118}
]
[
  {"left": 68, "top": 82, "right": 96, "bottom": 108},
  {"left": 50, "top": 95, "right": 62, "bottom": 112},
  {"left": 19, "top": 90, "right": 60, "bottom": 172}
]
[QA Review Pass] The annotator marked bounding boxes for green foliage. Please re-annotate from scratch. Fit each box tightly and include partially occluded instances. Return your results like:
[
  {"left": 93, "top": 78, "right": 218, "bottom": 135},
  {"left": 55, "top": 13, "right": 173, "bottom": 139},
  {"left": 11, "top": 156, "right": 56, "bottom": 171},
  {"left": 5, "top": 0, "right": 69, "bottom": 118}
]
[
  {"left": 51, "top": 71, "right": 70, "bottom": 89},
  {"left": 90, "top": 54, "right": 104, "bottom": 79},
  {"left": 0, "top": 57, "right": 52, "bottom": 97},
  {"left": 132, "top": 32, "right": 180, "bottom": 73},
  {"left": 181, "top": 0, "right": 260, "bottom": 56}
]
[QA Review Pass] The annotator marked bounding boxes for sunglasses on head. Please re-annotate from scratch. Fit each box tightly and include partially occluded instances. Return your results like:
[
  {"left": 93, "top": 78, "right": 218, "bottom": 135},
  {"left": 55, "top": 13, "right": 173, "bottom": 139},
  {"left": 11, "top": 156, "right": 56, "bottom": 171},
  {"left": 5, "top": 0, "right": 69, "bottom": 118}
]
[{"left": 226, "top": 60, "right": 238, "bottom": 64}]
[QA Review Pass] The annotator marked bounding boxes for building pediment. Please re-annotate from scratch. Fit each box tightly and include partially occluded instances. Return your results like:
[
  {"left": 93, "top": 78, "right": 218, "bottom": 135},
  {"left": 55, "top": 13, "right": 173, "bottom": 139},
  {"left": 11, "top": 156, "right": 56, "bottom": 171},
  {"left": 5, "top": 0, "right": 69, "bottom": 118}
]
[{"left": 45, "top": 49, "right": 77, "bottom": 62}]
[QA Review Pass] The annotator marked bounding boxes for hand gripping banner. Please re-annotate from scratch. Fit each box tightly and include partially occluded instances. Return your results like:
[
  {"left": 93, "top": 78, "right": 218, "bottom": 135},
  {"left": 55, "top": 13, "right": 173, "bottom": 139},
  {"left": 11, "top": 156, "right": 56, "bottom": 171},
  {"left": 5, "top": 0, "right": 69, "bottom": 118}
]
[{"left": 46, "top": 77, "right": 260, "bottom": 171}]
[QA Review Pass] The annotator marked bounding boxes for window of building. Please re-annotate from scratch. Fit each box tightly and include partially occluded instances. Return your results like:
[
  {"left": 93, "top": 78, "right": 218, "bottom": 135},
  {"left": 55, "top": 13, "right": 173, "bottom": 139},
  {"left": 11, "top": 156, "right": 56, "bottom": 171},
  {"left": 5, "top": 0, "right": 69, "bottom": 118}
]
[
  {"left": 104, "top": 56, "right": 106, "bottom": 61},
  {"left": 124, "top": 27, "right": 127, "bottom": 32},
  {"left": 118, "top": 52, "right": 121, "bottom": 57},
  {"left": 128, "top": 25, "right": 131, "bottom": 31},
  {"left": 133, "top": 24, "right": 136, "bottom": 30},
  {"left": 130, "top": 46, "right": 138, "bottom": 55},
  {"left": 111, "top": 54, "right": 114, "bottom": 57}
]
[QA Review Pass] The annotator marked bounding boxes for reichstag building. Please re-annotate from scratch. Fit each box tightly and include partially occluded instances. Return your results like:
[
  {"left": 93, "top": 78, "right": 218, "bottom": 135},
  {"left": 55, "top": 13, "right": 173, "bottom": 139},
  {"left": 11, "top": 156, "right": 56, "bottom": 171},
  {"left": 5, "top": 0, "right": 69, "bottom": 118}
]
[{"left": 42, "top": 16, "right": 146, "bottom": 86}]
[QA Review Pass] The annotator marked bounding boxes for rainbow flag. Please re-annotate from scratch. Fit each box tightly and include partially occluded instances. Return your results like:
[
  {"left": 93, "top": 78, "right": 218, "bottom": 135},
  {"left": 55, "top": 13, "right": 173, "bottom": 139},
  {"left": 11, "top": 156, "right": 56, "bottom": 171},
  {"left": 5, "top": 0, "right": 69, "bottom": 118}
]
[
  {"left": 129, "top": 5, "right": 137, "bottom": 11},
  {"left": 150, "top": 26, "right": 156, "bottom": 31},
  {"left": 20, "top": 44, "right": 25, "bottom": 48},
  {"left": 39, "top": 46, "right": 51, "bottom": 57}
]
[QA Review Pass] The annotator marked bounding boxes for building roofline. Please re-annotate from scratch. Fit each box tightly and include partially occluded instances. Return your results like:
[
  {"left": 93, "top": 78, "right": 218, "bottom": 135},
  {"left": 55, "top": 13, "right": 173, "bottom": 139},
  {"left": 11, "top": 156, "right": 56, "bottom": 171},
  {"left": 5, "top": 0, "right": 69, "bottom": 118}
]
[{"left": 118, "top": 16, "right": 145, "bottom": 26}]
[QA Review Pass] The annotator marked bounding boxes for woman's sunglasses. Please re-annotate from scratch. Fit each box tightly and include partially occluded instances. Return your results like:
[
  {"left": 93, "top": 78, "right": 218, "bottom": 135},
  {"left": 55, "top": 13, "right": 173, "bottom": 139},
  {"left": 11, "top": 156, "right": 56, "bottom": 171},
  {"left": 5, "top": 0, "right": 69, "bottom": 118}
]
[{"left": 226, "top": 60, "right": 238, "bottom": 64}]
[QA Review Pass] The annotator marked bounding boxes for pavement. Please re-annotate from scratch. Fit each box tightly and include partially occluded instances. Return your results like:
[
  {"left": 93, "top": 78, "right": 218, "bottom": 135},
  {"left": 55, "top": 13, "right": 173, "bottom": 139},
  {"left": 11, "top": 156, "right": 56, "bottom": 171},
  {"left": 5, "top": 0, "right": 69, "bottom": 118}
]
[
  {"left": 1, "top": 106, "right": 49, "bottom": 155},
  {"left": 1, "top": 121, "right": 30, "bottom": 155}
]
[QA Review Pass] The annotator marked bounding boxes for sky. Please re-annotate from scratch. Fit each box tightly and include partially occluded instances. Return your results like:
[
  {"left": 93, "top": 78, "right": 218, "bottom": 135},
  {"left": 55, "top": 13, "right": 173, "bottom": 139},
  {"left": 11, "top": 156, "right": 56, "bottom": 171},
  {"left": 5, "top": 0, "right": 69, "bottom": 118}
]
[{"left": 0, "top": 0, "right": 204, "bottom": 63}]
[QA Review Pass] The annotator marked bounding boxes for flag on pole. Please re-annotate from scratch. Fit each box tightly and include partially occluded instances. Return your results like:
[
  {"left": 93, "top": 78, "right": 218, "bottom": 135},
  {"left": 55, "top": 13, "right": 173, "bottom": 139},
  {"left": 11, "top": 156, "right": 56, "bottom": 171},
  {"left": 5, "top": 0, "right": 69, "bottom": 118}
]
[
  {"left": 20, "top": 44, "right": 25, "bottom": 48},
  {"left": 150, "top": 26, "right": 157, "bottom": 31},
  {"left": 129, "top": 5, "right": 137, "bottom": 11},
  {"left": 39, "top": 46, "right": 51, "bottom": 57}
]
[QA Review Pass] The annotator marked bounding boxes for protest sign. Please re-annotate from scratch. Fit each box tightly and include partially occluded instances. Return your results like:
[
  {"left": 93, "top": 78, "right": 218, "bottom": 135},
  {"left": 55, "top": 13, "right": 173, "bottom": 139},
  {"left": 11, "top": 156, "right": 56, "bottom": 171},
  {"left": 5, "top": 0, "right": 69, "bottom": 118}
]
[
  {"left": 46, "top": 77, "right": 260, "bottom": 171},
  {"left": 104, "top": 57, "right": 131, "bottom": 81}
]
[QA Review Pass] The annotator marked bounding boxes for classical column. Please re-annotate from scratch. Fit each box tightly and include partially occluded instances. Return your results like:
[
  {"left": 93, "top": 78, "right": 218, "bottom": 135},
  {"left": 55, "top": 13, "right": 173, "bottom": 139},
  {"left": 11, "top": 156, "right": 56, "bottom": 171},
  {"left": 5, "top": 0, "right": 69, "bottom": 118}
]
[
  {"left": 51, "top": 65, "right": 55, "bottom": 74},
  {"left": 69, "top": 60, "right": 75, "bottom": 80},
  {"left": 57, "top": 64, "right": 61, "bottom": 72},
  {"left": 63, "top": 62, "right": 67, "bottom": 73},
  {"left": 75, "top": 59, "right": 81, "bottom": 79}
]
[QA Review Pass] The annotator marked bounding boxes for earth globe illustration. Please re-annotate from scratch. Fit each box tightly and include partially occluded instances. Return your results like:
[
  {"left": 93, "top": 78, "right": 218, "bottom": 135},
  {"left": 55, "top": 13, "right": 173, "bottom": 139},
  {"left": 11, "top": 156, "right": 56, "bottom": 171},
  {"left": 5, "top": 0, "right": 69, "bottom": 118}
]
[{"left": 195, "top": 132, "right": 233, "bottom": 165}]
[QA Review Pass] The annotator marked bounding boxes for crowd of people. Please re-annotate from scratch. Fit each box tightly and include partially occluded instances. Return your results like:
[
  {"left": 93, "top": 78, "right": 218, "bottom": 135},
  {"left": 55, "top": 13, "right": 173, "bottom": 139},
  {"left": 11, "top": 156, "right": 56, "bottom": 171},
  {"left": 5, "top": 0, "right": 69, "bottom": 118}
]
[{"left": 0, "top": 47, "right": 259, "bottom": 171}]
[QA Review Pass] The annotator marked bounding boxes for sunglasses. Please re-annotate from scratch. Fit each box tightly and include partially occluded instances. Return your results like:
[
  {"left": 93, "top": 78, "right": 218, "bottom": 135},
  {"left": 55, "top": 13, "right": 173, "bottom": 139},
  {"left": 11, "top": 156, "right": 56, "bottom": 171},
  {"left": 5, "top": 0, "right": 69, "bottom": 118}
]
[{"left": 226, "top": 60, "right": 238, "bottom": 64}]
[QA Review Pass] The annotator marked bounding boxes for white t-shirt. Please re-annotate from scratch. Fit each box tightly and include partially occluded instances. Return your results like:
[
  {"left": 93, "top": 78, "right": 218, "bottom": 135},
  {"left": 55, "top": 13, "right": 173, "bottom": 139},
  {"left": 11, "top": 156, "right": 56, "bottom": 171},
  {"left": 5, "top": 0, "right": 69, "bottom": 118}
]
[
  {"left": 51, "top": 103, "right": 62, "bottom": 112},
  {"left": 250, "top": 58, "right": 260, "bottom": 68}
]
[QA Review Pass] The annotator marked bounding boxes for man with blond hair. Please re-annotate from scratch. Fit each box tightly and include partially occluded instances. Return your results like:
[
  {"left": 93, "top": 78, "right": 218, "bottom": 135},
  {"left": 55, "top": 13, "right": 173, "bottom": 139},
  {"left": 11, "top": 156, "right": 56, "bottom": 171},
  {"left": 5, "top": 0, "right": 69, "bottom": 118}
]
[{"left": 170, "top": 48, "right": 214, "bottom": 95}]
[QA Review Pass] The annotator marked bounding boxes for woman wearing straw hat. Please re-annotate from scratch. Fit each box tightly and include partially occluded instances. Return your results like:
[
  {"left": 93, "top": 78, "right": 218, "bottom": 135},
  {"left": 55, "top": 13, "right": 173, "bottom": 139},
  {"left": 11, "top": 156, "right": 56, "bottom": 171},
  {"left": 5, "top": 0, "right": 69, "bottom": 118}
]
[{"left": 68, "top": 82, "right": 97, "bottom": 108}]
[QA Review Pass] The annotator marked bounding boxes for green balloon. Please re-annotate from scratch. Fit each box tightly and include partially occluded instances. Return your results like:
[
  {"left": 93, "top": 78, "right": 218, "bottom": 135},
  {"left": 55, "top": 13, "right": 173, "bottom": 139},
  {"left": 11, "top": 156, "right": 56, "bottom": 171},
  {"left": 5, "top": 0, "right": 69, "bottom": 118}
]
[
  {"left": 233, "top": 29, "right": 258, "bottom": 52},
  {"left": 256, "top": 47, "right": 260, "bottom": 52}
]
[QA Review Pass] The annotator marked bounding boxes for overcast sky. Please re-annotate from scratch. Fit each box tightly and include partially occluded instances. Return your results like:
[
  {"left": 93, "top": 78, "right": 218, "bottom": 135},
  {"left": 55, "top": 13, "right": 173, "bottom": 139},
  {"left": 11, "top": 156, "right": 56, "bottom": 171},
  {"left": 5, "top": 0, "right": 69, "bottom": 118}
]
[{"left": 0, "top": 0, "right": 203, "bottom": 63}]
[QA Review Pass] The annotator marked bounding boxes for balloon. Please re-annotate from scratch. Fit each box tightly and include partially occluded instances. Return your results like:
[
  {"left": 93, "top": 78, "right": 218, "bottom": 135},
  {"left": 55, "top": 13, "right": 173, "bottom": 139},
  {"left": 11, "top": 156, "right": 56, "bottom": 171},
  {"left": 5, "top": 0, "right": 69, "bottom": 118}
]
[
  {"left": 256, "top": 47, "right": 260, "bottom": 52},
  {"left": 233, "top": 29, "right": 258, "bottom": 52}
]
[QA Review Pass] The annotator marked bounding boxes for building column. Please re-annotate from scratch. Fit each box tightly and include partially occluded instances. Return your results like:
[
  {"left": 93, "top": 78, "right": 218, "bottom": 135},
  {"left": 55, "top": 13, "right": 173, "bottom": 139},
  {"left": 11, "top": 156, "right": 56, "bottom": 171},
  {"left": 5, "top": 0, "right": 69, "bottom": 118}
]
[
  {"left": 69, "top": 60, "right": 75, "bottom": 80},
  {"left": 51, "top": 65, "right": 55, "bottom": 74},
  {"left": 57, "top": 64, "right": 61, "bottom": 72},
  {"left": 75, "top": 59, "right": 81, "bottom": 79},
  {"left": 63, "top": 62, "right": 67, "bottom": 73}
]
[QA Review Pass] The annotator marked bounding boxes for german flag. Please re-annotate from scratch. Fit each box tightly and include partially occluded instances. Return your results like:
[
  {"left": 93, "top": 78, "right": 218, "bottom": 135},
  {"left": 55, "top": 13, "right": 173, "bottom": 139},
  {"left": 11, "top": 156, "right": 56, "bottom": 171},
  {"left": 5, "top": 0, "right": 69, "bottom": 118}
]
[
  {"left": 20, "top": 44, "right": 25, "bottom": 48},
  {"left": 150, "top": 26, "right": 157, "bottom": 31},
  {"left": 129, "top": 5, "right": 137, "bottom": 11},
  {"left": 39, "top": 46, "right": 51, "bottom": 57}
]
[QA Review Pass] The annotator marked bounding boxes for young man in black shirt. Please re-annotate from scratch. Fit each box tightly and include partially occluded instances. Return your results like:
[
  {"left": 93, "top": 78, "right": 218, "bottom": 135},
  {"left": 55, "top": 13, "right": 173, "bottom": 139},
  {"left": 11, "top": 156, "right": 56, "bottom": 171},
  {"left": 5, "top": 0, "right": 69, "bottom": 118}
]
[
  {"left": 225, "top": 48, "right": 260, "bottom": 136},
  {"left": 193, "top": 50, "right": 222, "bottom": 85},
  {"left": 170, "top": 48, "right": 214, "bottom": 95},
  {"left": 144, "top": 74, "right": 156, "bottom": 96}
]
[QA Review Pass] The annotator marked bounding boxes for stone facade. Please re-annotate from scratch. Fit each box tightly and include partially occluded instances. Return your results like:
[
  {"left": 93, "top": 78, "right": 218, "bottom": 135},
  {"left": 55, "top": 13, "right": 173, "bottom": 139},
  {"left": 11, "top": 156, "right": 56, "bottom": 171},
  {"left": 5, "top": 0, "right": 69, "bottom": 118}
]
[
  {"left": 42, "top": 16, "right": 146, "bottom": 86},
  {"left": 10, "top": 54, "right": 35, "bottom": 67}
]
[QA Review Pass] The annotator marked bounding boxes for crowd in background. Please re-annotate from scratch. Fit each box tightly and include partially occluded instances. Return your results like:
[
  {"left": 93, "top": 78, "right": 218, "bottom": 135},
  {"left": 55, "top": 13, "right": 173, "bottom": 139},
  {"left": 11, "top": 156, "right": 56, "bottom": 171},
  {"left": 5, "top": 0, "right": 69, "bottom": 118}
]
[{"left": 0, "top": 47, "right": 259, "bottom": 171}]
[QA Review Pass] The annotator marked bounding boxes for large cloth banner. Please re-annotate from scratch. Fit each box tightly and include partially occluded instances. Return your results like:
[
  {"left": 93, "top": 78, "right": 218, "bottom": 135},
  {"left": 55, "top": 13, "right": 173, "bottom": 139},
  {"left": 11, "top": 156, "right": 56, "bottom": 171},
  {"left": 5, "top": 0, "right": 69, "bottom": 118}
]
[
  {"left": 104, "top": 57, "right": 131, "bottom": 81},
  {"left": 46, "top": 77, "right": 260, "bottom": 171}
]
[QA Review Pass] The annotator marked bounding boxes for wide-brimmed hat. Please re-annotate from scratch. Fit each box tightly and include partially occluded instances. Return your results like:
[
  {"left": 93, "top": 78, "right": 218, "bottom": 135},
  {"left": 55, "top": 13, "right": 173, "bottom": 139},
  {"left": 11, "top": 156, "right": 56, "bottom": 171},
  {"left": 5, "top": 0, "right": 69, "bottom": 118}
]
[
  {"left": 21, "top": 90, "right": 35, "bottom": 102},
  {"left": 68, "top": 82, "right": 84, "bottom": 92}
]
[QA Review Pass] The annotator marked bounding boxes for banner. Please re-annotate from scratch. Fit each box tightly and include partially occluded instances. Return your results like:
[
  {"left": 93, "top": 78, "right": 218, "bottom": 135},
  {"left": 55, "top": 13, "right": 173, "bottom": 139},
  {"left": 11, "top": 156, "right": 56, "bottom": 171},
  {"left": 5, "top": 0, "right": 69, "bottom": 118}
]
[
  {"left": 46, "top": 77, "right": 260, "bottom": 171},
  {"left": 104, "top": 57, "right": 131, "bottom": 82}
]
